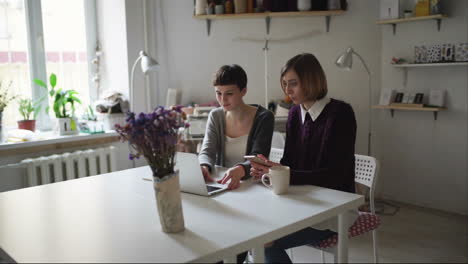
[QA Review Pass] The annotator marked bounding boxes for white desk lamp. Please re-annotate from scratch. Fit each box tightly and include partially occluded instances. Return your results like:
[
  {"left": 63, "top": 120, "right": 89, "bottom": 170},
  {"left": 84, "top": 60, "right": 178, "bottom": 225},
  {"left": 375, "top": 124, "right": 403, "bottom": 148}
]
[
  {"left": 130, "top": 50, "right": 159, "bottom": 112},
  {"left": 336, "top": 47, "right": 372, "bottom": 156}
]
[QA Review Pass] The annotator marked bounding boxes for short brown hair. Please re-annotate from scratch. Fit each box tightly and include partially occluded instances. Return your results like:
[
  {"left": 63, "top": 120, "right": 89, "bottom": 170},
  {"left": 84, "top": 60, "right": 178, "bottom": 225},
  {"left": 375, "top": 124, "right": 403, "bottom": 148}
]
[
  {"left": 212, "top": 64, "right": 247, "bottom": 90},
  {"left": 280, "top": 53, "right": 328, "bottom": 101}
]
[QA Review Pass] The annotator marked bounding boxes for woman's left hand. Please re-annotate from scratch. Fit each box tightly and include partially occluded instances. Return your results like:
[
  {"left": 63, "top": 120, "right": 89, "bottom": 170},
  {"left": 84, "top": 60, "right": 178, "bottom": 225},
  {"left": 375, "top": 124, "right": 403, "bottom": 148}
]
[{"left": 218, "top": 165, "right": 244, "bottom": 190}]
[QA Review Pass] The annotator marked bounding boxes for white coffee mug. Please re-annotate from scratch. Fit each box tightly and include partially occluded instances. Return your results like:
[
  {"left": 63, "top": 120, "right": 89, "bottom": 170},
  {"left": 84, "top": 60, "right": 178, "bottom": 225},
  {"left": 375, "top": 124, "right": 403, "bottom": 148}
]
[{"left": 261, "top": 165, "right": 290, "bottom": 195}]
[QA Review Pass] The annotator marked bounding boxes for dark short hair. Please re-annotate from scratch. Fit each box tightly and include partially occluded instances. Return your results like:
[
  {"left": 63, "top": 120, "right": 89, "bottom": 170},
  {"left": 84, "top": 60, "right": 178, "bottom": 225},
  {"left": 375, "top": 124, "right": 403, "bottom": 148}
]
[
  {"left": 280, "top": 53, "right": 328, "bottom": 101},
  {"left": 212, "top": 64, "right": 247, "bottom": 90}
]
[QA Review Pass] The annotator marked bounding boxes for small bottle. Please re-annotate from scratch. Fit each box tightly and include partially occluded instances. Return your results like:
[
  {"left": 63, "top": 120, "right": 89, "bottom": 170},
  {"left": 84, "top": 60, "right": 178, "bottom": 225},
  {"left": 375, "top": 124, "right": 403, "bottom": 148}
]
[{"left": 225, "top": 0, "right": 234, "bottom": 14}]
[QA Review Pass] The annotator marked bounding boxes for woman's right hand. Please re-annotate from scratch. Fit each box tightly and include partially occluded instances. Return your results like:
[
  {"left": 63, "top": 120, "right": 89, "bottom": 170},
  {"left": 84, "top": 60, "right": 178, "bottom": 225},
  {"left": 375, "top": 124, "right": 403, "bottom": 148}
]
[
  {"left": 250, "top": 154, "right": 279, "bottom": 180},
  {"left": 201, "top": 165, "right": 214, "bottom": 182}
]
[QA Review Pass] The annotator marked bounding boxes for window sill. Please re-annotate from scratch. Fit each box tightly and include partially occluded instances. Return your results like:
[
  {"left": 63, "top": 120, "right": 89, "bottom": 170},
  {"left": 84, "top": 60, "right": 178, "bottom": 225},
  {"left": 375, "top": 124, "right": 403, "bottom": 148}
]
[{"left": 0, "top": 130, "right": 119, "bottom": 157}]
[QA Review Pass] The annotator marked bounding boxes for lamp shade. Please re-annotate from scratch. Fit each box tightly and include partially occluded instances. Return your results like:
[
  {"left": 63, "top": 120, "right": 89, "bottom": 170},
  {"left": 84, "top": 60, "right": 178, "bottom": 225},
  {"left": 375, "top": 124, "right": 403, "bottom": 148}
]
[
  {"left": 139, "top": 51, "right": 159, "bottom": 73},
  {"left": 335, "top": 47, "right": 354, "bottom": 71}
]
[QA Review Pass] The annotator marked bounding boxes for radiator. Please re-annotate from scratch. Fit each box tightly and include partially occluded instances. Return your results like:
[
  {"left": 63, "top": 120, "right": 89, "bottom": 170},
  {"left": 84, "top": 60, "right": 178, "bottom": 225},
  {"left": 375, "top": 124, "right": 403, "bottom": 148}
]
[{"left": 21, "top": 146, "right": 116, "bottom": 187}]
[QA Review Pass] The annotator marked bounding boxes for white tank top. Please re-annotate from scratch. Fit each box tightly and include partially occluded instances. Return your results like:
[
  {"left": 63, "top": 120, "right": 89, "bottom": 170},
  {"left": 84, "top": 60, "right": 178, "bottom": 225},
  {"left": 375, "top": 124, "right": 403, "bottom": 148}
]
[{"left": 224, "top": 134, "right": 249, "bottom": 168}]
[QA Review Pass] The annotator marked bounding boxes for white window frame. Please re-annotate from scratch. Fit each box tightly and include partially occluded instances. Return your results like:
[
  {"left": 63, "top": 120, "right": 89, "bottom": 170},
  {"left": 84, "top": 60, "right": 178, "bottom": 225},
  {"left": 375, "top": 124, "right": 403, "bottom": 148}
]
[{"left": 23, "top": 0, "right": 99, "bottom": 131}]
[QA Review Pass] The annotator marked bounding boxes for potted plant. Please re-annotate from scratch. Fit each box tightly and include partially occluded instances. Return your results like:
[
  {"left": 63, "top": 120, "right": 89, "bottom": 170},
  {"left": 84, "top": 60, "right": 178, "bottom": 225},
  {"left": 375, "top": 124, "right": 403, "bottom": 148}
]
[
  {"left": 17, "top": 98, "right": 43, "bottom": 132},
  {"left": 34, "top": 73, "right": 81, "bottom": 135},
  {"left": 80, "top": 105, "right": 104, "bottom": 134},
  {"left": 115, "top": 106, "right": 188, "bottom": 233}
]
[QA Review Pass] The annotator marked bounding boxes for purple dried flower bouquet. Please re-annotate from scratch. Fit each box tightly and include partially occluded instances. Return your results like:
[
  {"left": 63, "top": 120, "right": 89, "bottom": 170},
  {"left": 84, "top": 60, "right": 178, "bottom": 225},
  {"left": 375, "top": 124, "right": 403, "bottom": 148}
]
[{"left": 115, "top": 106, "right": 188, "bottom": 179}]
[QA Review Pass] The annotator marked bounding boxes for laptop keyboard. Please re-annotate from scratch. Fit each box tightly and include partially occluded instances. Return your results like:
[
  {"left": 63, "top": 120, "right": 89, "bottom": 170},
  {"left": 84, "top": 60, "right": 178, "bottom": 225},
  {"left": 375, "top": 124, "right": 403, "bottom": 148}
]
[{"left": 206, "top": 185, "right": 222, "bottom": 192}]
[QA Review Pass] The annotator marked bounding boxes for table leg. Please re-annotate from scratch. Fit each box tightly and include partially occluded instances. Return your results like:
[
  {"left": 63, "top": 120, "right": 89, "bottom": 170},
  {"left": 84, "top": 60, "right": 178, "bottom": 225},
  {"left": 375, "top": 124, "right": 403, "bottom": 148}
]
[
  {"left": 337, "top": 212, "right": 349, "bottom": 263},
  {"left": 251, "top": 246, "right": 265, "bottom": 263}
]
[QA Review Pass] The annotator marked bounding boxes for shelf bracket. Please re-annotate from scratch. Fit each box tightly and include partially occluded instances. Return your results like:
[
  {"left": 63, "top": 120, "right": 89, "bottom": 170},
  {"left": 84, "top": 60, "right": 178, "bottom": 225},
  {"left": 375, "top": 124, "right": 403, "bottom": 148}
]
[
  {"left": 206, "top": 19, "right": 211, "bottom": 36},
  {"left": 390, "top": 109, "right": 394, "bottom": 118},
  {"left": 433, "top": 112, "right": 438, "bottom": 120},
  {"left": 436, "top": 18, "right": 442, "bottom": 31},
  {"left": 325, "top": 16, "right": 331, "bottom": 33},
  {"left": 265, "top": 16, "right": 271, "bottom": 35},
  {"left": 392, "top": 24, "right": 397, "bottom": 35}
]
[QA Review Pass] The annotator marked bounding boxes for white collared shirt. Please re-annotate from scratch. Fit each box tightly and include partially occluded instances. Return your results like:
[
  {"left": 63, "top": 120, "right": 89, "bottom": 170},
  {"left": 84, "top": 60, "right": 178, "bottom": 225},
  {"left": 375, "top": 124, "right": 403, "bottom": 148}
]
[{"left": 300, "top": 96, "right": 331, "bottom": 124}]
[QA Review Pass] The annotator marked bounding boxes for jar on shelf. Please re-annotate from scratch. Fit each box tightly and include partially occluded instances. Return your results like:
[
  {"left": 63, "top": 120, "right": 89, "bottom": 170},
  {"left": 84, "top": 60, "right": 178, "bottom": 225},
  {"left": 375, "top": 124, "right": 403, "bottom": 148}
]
[
  {"left": 234, "top": 0, "right": 247, "bottom": 13},
  {"left": 297, "top": 0, "right": 311, "bottom": 11}
]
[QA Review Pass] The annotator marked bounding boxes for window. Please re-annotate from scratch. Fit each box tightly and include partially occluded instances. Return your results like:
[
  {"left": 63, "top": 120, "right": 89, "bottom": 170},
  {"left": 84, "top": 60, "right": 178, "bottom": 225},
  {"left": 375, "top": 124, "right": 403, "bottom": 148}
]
[{"left": 0, "top": 0, "right": 98, "bottom": 129}]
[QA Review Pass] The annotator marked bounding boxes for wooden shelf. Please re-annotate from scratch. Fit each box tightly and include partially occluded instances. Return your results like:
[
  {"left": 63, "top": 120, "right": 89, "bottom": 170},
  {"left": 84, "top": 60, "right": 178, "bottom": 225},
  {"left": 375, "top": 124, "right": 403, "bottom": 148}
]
[
  {"left": 376, "top": 14, "right": 448, "bottom": 35},
  {"left": 372, "top": 105, "right": 446, "bottom": 120},
  {"left": 393, "top": 62, "right": 468, "bottom": 68},
  {"left": 193, "top": 10, "right": 346, "bottom": 36},
  {"left": 376, "top": 14, "right": 447, "bottom": 25},
  {"left": 194, "top": 10, "right": 345, "bottom": 20}
]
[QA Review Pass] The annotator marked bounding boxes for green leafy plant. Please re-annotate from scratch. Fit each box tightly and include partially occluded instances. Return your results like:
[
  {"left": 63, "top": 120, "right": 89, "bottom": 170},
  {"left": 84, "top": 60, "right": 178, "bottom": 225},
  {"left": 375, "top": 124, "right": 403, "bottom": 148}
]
[
  {"left": 18, "top": 98, "right": 43, "bottom": 120},
  {"left": 83, "top": 105, "right": 97, "bottom": 121},
  {"left": 33, "top": 73, "right": 81, "bottom": 118},
  {"left": 0, "top": 81, "right": 18, "bottom": 112}
]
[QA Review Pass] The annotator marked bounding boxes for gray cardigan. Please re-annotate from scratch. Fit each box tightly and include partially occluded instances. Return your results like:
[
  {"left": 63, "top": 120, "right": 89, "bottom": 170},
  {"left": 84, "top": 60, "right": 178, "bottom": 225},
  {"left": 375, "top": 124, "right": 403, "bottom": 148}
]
[{"left": 198, "top": 105, "right": 274, "bottom": 179}]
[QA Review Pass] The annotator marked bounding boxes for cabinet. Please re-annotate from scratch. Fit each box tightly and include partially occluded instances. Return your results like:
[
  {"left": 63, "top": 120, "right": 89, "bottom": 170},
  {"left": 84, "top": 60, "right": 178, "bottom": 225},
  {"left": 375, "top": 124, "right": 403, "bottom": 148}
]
[
  {"left": 376, "top": 14, "right": 448, "bottom": 35},
  {"left": 194, "top": 10, "right": 345, "bottom": 36}
]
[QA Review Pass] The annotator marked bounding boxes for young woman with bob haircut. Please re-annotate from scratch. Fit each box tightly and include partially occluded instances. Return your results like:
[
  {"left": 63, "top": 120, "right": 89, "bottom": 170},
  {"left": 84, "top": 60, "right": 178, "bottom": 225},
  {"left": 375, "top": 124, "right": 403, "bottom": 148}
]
[{"left": 250, "top": 53, "right": 358, "bottom": 263}]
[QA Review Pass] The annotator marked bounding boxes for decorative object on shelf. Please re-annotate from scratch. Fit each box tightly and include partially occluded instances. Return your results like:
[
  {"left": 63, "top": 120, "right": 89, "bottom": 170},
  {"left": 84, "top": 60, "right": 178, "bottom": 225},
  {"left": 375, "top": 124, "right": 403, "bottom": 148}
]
[
  {"left": 440, "top": 43, "right": 454, "bottom": 62},
  {"left": 235, "top": 0, "right": 247, "bottom": 13},
  {"left": 195, "top": 0, "right": 207, "bottom": 15},
  {"left": 401, "top": 93, "right": 411, "bottom": 103},
  {"left": 335, "top": 46, "right": 373, "bottom": 155},
  {"left": 312, "top": 0, "right": 327, "bottom": 11},
  {"left": 255, "top": 0, "right": 264, "bottom": 12},
  {"left": 414, "top": 0, "right": 430, "bottom": 17},
  {"left": 390, "top": 57, "right": 407, "bottom": 64},
  {"left": 379, "top": 0, "right": 399, "bottom": 19},
  {"left": 130, "top": 50, "right": 159, "bottom": 112},
  {"left": 403, "top": 10, "right": 413, "bottom": 18},
  {"left": 225, "top": 0, "right": 234, "bottom": 13},
  {"left": 297, "top": 0, "right": 311, "bottom": 11},
  {"left": 393, "top": 92, "right": 404, "bottom": 103},
  {"left": 455, "top": 43, "right": 468, "bottom": 62},
  {"left": 414, "top": 45, "right": 427, "bottom": 63},
  {"left": 247, "top": 0, "right": 254, "bottom": 12},
  {"left": 426, "top": 44, "right": 441, "bottom": 63},
  {"left": 17, "top": 98, "right": 43, "bottom": 132},
  {"left": 430, "top": 0, "right": 441, "bottom": 14},
  {"left": 414, "top": 93, "right": 424, "bottom": 104},
  {"left": 378, "top": 88, "right": 396, "bottom": 105},
  {"left": 95, "top": 91, "right": 128, "bottom": 131},
  {"left": 327, "top": 0, "right": 341, "bottom": 10},
  {"left": 428, "top": 90, "right": 445, "bottom": 107},
  {"left": 115, "top": 106, "right": 188, "bottom": 233},
  {"left": 33, "top": 73, "right": 81, "bottom": 135},
  {"left": 215, "top": 4, "right": 224, "bottom": 14},
  {"left": 206, "top": 1, "right": 215, "bottom": 14}
]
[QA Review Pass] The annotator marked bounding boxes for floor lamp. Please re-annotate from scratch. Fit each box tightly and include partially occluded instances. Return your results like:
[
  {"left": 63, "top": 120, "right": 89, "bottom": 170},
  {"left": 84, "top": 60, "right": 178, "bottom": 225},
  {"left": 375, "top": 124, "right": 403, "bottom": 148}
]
[
  {"left": 335, "top": 47, "right": 372, "bottom": 156},
  {"left": 130, "top": 50, "right": 159, "bottom": 112}
]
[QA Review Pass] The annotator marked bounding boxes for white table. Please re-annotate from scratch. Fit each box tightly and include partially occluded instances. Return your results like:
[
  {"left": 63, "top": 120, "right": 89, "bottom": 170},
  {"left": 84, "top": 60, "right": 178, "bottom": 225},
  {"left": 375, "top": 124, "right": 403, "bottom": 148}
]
[{"left": 0, "top": 166, "right": 363, "bottom": 263}]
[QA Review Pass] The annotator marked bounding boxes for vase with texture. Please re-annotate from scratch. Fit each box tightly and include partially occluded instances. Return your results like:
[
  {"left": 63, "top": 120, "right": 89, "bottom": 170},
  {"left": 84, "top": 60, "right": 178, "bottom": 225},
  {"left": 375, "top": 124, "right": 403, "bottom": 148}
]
[{"left": 153, "top": 170, "right": 185, "bottom": 233}]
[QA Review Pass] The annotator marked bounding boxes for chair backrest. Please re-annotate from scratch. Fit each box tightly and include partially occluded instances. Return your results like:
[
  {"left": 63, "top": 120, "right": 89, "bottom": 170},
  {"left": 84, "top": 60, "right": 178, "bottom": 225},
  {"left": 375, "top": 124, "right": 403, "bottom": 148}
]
[
  {"left": 271, "top": 131, "right": 285, "bottom": 149},
  {"left": 354, "top": 154, "right": 379, "bottom": 214},
  {"left": 269, "top": 148, "right": 284, "bottom": 163}
]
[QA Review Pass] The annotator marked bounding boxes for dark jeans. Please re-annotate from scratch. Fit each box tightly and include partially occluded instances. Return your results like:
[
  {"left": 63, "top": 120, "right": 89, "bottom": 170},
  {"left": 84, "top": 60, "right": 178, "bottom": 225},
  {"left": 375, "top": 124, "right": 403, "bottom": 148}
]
[{"left": 265, "top": 227, "right": 336, "bottom": 263}]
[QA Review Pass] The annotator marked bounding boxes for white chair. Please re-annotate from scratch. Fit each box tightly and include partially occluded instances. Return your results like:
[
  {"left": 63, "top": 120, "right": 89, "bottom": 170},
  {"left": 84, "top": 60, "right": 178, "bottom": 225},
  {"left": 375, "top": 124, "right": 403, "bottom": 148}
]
[
  {"left": 271, "top": 131, "right": 285, "bottom": 149},
  {"left": 269, "top": 147, "right": 284, "bottom": 163},
  {"left": 309, "top": 154, "right": 381, "bottom": 263}
]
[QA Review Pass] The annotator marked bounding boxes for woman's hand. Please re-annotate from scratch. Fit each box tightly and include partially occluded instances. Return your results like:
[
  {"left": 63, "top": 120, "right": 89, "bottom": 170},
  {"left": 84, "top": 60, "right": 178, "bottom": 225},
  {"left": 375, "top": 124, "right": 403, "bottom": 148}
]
[
  {"left": 250, "top": 154, "right": 280, "bottom": 179},
  {"left": 201, "top": 165, "right": 214, "bottom": 182},
  {"left": 218, "top": 165, "right": 245, "bottom": 190}
]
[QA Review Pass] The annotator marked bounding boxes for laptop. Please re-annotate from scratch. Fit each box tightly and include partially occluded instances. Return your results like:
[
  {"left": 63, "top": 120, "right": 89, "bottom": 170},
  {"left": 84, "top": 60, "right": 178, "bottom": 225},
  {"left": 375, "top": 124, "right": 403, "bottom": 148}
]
[{"left": 175, "top": 152, "right": 229, "bottom": 196}]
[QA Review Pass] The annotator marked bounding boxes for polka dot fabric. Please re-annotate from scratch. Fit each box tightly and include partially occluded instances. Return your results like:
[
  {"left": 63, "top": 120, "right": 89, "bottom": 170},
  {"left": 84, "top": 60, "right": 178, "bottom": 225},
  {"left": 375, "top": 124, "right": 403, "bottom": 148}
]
[{"left": 311, "top": 212, "right": 381, "bottom": 249}]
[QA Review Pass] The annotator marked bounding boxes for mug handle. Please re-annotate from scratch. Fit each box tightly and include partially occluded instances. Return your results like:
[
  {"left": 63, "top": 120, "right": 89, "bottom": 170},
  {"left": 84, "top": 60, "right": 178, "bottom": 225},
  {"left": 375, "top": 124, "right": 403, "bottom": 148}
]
[{"left": 261, "top": 173, "right": 272, "bottom": 189}]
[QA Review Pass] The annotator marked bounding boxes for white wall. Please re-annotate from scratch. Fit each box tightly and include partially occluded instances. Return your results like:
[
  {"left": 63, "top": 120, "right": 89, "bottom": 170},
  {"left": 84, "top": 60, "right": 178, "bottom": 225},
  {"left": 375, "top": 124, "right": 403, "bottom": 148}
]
[
  {"left": 376, "top": 0, "right": 468, "bottom": 215},
  {"left": 153, "top": 0, "right": 382, "bottom": 156}
]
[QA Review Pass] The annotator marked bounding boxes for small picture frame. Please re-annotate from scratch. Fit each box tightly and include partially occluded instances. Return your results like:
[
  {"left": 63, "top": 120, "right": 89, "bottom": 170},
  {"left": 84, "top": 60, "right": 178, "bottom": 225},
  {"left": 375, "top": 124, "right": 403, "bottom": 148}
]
[
  {"left": 379, "top": 88, "right": 396, "bottom": 105},
  {"left": 414, "top": 93, "right": 424, "bottom": 104},
  {"left": 407, "top": 93, "right": 416, "bottom": 104},
  {"left": 402, "top": 93, "right": 411, "bottom": 103},
  {"left": 393, "top": 92, "right": 404, "bottom": 103},
  {"left": 428, "top": 90, "right": 445, "bottom": 107},
  {"left": 380, "top": 0, "right": 399, "bottom": 19}
]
